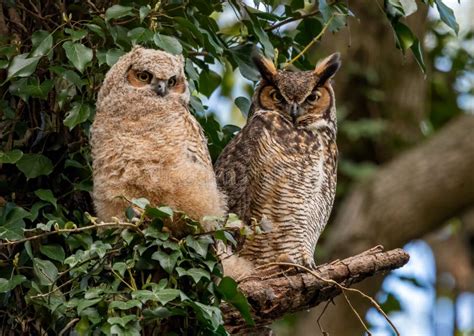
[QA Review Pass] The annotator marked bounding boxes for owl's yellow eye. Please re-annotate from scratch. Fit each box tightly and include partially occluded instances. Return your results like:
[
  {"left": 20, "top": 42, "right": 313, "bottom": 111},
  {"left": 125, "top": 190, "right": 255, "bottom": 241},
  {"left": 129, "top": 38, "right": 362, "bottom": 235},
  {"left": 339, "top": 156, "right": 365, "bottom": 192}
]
[
  {"left": 168, "top": 76, "right": 177, "bottom": 87},
  {"left": 306, "top": 90, "right": 321, "bottom": 103},
  {"left": 136, "top": 71, "right": 151, "bottom": 82},
  {"left": 270, "top": 89, "right": 284, "bottom": 104}
]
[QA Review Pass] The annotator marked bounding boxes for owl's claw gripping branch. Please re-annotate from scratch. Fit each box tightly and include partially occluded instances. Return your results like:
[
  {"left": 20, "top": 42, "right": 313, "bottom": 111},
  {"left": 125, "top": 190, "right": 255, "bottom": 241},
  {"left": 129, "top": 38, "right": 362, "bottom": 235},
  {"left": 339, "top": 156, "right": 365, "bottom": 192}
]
[{"left": 222, "top": 246, "right": 409, "bottom": 335}]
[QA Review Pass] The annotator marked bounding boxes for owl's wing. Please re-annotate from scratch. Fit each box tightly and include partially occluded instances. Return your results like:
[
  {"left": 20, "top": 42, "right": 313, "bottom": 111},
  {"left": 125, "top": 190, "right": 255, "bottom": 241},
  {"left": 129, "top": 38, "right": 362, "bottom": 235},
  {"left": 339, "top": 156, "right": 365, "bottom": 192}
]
[{"left": 215, "top": 112, "right": 271, "bottom": 220}]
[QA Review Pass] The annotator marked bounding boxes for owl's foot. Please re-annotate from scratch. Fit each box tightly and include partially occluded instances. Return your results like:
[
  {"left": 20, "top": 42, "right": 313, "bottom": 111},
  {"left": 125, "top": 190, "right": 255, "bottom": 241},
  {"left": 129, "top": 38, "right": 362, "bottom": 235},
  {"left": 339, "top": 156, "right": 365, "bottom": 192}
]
[{"left": 302, "top": 255, "right": 317, "bottom": 271}]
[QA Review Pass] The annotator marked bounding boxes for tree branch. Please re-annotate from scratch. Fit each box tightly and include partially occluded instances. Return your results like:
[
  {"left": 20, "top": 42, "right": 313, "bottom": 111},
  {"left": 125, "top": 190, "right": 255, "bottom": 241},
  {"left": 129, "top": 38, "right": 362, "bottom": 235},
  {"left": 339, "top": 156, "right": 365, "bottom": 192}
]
[{"left": 223, "top": 246, "right": 409, "bottom": 334}]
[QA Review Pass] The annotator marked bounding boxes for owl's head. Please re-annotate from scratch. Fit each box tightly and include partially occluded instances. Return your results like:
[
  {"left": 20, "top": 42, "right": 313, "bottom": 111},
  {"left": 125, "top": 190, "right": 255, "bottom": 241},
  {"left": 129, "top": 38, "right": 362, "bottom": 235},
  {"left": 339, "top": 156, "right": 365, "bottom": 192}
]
[
  {"left": 252, "top": 52, "right": 341, "bottom": 127},
  {"left": 97, "top": 46, "right": 189, "bottom": 106}
]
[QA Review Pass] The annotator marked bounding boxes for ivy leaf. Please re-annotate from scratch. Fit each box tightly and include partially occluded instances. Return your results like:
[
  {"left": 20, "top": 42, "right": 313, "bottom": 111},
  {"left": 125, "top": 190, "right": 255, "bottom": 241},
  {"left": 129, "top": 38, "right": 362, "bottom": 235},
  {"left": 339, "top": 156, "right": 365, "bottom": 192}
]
[
  {"left": 152, "top": 250, "right": 181, "bottom": 274},
  {"left": 234, "top": 97, "right": 251, "bottom": 117},
  {"left": 109, "top": 300, "right": 142, "bottom": 310},
  {"left": 31, "top": 30, "right": 53, "bottom": 57},
  {"left": 34, "top": 188, "right": 57, "bottom": 210},
  {"left": 176, "top": 267, "right": 210, "bottom": 283},
  {"left": 62, "top": 42, "right": 93, "bottom": 73},
  {"left": 410, "top": 38, "right": 425, "bottom": 73},
  {"left": 145, "top": 206, "right": 173, "bottom": 220},
  {"left": 434, "top": 0, "right": 459, "bottom": 34},
  {"left": 16, "top": 154, "right": 53, "bottom": 179},
  {"left": 0, "top": 204, "right": 29, "bottom": 240},
  {"left": 64, "top": 102, "right": 93, "bottom": 130},
  {"left": 105, "top": 5, "right": 134, "bottom": 21},
  {"left": 199, "top": 70, "right": 221, "bottom": 97},
  {"left": 0, "top": 149, "right": 23, "bottom": 164},
  {"left": 0, "top": 275, "right": 27, "bottom": 293},
  {"left": 7, "top": 54, "right": 41, "bottom": 80},
  {"left": 139, "top": 6, "right": 151, "bottom": 23},
  {"left": 65, "top": 28, "right": 88, "bottom": 42},
  {"left": 106, "top": 49, "right": 126, "bottom": 67},
  {"left": 132, "top": 198, "right": 150, "bottom": 209},
  {"left": 153, "top": 34, "right": 183, "bottom": 55},
  {"left": 77, "top": 298, "right": 102, "bottom": 314},
  {"left": 393, "top": 21, "right": 415, "bottom": 52},
  {"left": 33, "top": 258, "right": 58, "bottom": 286},
  {"left": 190, "top": 302, "right": 223, "bottom": 331},
  {"left": 108, "top": 315, "right": 138, "bottom": 328},
  {"left": 155, "top": 289, "right": 181, "bottom": 305},
  {"left": 185, "top": 235, "right": 212, "bottom": 258},
  {"left": 40, "top": 244, "right": 65, "bottom": 263},
  {"left": 217, "top": 277, "right": 254, "bottom": 325}
]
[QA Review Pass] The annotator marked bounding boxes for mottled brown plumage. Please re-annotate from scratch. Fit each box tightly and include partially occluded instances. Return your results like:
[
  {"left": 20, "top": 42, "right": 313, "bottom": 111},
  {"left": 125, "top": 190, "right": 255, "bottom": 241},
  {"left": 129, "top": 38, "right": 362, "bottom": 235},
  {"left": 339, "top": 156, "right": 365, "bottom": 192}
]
[
  {"left": 215, "top": 52, "right": 341, "bottom": 278},
  {"left": 91, "top": 47, "right": 226, "bottom": 235}
]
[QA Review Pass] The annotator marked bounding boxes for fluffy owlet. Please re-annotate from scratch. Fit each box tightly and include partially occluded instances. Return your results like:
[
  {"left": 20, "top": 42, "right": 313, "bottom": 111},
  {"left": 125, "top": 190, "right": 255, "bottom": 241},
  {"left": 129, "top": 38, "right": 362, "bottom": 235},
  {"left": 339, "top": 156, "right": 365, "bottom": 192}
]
[
  {"left": 91, "top": 46, "right": 226, "bottom": 234},
  {"left": 215, "top": 52, "right": 341, "bottom": 278}
]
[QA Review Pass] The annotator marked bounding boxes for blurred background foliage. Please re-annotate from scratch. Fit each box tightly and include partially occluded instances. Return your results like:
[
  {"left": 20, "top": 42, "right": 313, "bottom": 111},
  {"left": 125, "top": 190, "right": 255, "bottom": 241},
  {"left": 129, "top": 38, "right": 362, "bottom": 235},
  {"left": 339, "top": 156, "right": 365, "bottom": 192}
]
[{"left": 0, "top": 0, "right": 472, "bottom": 335}]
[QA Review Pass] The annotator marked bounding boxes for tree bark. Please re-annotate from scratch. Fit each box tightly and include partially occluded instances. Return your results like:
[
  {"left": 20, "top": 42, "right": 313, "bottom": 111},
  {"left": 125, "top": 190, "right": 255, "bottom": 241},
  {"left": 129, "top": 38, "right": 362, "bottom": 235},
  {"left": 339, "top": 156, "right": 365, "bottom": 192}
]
[
  {"left": 296, "top": 114, "right": 474, "bottom": 335},
  {"left": 224, "top": 246, "right": 409, "bottom": 334}
]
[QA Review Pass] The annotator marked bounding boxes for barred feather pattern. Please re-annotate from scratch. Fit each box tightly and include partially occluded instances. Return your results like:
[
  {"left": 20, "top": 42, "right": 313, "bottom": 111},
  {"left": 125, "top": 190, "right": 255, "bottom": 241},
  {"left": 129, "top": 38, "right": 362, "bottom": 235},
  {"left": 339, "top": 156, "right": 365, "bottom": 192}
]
[{"left": 215, "top": 87, "right": 338, "bottom": 271}]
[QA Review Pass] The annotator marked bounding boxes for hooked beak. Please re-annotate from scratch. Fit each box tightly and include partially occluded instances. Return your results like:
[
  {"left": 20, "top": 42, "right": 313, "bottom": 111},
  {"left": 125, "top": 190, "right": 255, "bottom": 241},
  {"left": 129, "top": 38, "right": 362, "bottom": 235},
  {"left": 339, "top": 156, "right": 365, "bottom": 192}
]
[
  {"left": 153, "top": 80, "right": 168, "bottom": 96},
  {"left": 290, "top": 103, "right": 300, "bottom": 123}
]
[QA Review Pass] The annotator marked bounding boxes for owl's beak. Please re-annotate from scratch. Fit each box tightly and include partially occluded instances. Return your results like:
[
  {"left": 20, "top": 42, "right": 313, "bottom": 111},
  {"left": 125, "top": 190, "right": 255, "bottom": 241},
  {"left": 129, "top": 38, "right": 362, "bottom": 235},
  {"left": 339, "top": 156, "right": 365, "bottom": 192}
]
[
  {"left": 153, "top": 80, "right": 168, "bottom": 96},
  {"left": 290, "top": 103, "right": 301, "bottom": 122}
]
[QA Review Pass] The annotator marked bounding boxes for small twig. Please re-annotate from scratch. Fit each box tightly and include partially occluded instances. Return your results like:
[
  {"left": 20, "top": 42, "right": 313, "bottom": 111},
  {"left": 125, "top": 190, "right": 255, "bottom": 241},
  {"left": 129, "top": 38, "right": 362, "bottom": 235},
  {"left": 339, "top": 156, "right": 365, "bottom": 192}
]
[
  {"left": 111, "top": 268, "right": 135, "bottom": 291},
  {"left": 316, "top": 300, "right": 331, "bottom": 335},
  {"left": 260, "top": 261, "right": 400, "bottom": 336},
  {"left": 58, "top": 318, "right": 79, "bottom": 336},
  {"left": 340, "top": 289, "right": 372, "bottom": 335},
  {"left": 266, "top": 9, "right": 319, "bottom": 32},
  {"left": 284, "top": 15, "right": 334, "bottom": 68},
  {"left": 0, "top": 222, "right": 143, "bottom": 247}
]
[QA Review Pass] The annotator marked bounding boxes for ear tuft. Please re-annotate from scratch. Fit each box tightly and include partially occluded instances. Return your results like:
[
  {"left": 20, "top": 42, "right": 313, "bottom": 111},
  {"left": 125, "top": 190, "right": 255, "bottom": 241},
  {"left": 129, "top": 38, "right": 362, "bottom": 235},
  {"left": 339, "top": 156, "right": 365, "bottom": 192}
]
[
  {"left": 252, "top": 49, "right": 277, "bottom": 83},
  {"left": 314, "top": 52, "right": 341, "bottom": 84}
]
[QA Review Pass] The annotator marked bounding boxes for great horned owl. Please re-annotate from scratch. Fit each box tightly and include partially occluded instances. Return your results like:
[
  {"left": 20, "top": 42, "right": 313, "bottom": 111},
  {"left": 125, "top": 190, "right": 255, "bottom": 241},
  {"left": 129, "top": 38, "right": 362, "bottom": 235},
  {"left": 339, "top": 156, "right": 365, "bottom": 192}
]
[
  {"left": 215, "top": 52, "right": 341, "bottom": 278},
  {"left": 91, "top": 46, "right": 226, "bottom": 234}
]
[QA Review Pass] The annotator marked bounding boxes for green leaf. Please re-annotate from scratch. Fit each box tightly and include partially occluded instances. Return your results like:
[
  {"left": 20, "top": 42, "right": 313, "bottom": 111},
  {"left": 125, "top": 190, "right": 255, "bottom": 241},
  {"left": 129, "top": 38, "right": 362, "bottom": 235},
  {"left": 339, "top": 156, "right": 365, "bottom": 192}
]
[
  {"left": 199, "top": 70, "right": 221, "bottom": 97},
  {"left": 40, "top": 244, "right": 65, "bottom": 263},
  {"left": 153, "top": 34, "right": 183, "bottom": 55},
  {"left": 0, "top": 149, "right": 23, "bottom": 164},
  {"left": 435, "top": 0, "right": 459, "bottom": 34},
  {"left": 33, "top": 258, "right": 58, "bottom": 286},
  {"left": 62, "top": 42, "right": 93, "bottom": 73},
  {"left": 112, "top": 262, "right": 127, "bottom": 276},
  {"left": 77, "top": 298, "right": 102, "bottom": 314},
  {"left": 185, "top": 235, "right": 212, "bottom": 258},
  {"left": 34, "top": 189, "right": 57, "bottom": 209},
  {"left": 145, "top": 206, "right": 173, "bottom": 220},
  {"left": 14, "top": 80, "right": 54, "bottom": 100},
  {"left": 0, "top": 275, "right": 27, "bottom": 293},
  {"left": 64, "top": 102, "right": 93, "bottom": 130},
  {"left": 108, "top": 315, "right": 137, "bottom": 328},
  {"left": 139, "top": 6, "right": 151, "bottom": 23},
  {"left": 152, "top": 250, "right": 180, "bottom": 274},
  {"left": 16, "top": 153, "right": 53, "bottom": 179},
  {"left": 410, "top": 38, "right": 425, "bottom": 73},
  {"left": 106, "top": 49, "right": 126, "bottom": 67},
  {"left": 105, "top": 5, "right": 134, "bottom": 21},
  {"left": 0, "top": 205, "right": 28, "bottom": 240},
  {"left": 85, "top": 23, "right": 105, "bottom": 39},
  {"left": 127, "top": 27, "right": 153, "bottom": 44},
  {"left": 176, "top": 267, "right": 210, "bottom": 283},
  {"left": 7, "top": 54, "right": 41, "bottom": 80},
  {"left": 217, "top": 277, "right": 254, "bottom": 325},
  {"left": 190, "top": 302, "right": 223, "bottom": 331},
  {"left": 31, "top": 30, "right": 53, "bottom": 57},
  {"left": 132, "top": 198, "right": 150, "bottom": 209},
  {"left": 65, "top": 28, "right": 88, "bottom": 42},
  {"left": 155, "top": 288, "right": 181, "bottom": 305},
  {"left": 393, "top": 21, "right": 415, "bottom": 52},
  {"left": 109, "top": 300, "right": 142, "bottom": 310},
  {"left": 234, "top": 97, "right": 251, "bottom": 117}
]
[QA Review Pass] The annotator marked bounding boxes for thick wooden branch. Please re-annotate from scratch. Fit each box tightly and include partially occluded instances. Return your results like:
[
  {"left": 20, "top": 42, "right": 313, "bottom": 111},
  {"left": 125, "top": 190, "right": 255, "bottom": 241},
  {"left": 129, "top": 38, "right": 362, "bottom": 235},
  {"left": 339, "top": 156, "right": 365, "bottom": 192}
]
[{"left": 223, "top": 246, "right": 409, "bottom": 334}]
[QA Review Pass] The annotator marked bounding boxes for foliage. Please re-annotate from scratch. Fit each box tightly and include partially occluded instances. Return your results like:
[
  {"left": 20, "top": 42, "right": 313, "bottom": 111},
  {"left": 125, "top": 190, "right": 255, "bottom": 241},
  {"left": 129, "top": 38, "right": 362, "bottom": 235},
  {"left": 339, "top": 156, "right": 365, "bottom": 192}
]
[{"left": 0, "top": 0, "right": 460, "bottom": 334}]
